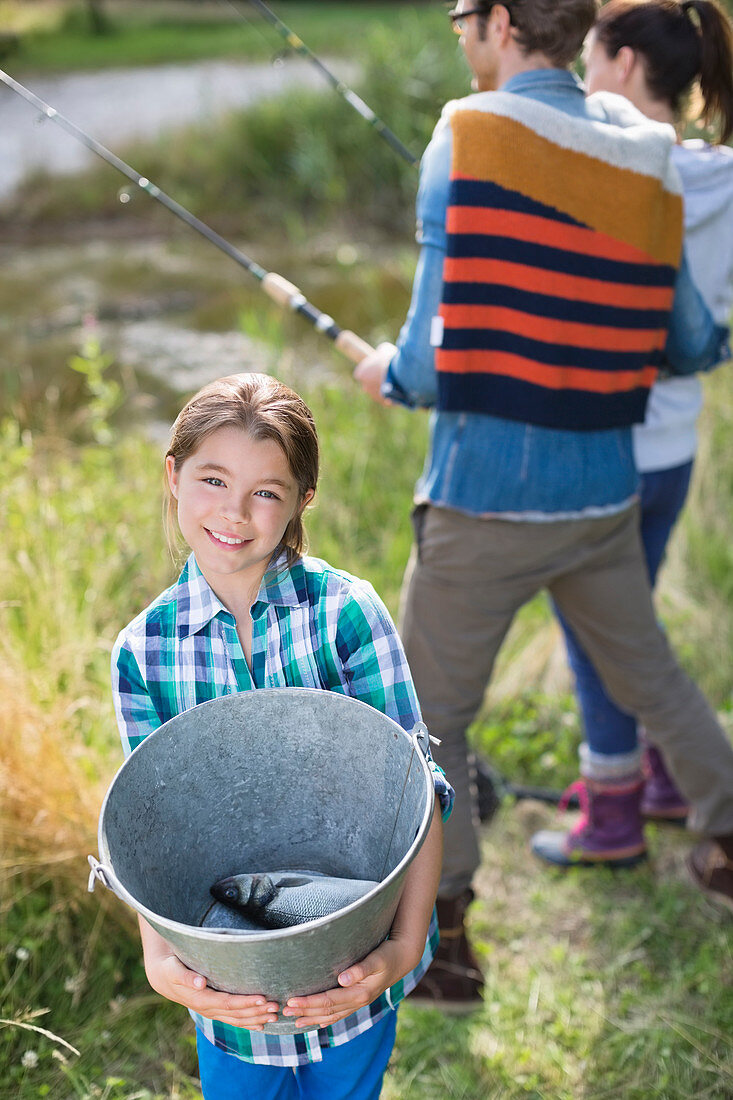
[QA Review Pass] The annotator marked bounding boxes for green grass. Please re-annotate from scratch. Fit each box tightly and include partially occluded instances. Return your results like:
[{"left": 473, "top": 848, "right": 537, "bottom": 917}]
[
  {"left": 387, "top": 809, "right": 733, "bottom": 1100},
  {"left": 4, "top": 1, "right": 440, "bottom": 74},
  {"left": 2, "top": 884, "right": 199, "bottom": 1100}
]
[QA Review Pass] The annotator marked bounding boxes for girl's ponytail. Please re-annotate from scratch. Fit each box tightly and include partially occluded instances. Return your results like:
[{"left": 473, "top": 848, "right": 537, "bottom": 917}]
[{"left": 682, "top": 0, "right": 733, "bottom": 142}]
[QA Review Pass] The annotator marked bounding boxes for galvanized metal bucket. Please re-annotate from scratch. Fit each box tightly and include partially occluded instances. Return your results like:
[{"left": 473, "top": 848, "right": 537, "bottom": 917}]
[{"left": 89, "top": 688, "right": 434, "bottom": 1033}]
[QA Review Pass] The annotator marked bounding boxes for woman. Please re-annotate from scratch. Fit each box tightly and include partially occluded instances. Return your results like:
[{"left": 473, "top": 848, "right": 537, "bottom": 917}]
[{"left": 534, "top": 0, "right": 733, "bottom": 880}]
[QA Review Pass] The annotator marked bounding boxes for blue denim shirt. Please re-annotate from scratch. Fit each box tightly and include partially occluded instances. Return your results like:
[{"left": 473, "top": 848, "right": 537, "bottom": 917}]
[{"left": 384, "top": 70, "right": 720, "bottom": 518}]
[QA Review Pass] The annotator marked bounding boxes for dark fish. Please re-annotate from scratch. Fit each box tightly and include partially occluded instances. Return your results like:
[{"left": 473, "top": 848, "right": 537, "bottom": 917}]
[
  {"left": 199, "top": 900, "right": 264, "bottom": 932},
  {"left": 209, "top": 870, "right": 378, "bottom": 930}
]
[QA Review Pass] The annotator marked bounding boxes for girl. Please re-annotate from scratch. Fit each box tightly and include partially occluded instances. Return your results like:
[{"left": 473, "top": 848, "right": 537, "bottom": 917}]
[
  {"left": 534, "top": 0, "right": 733, "bottom": 873},
  {"left": 112, "top": 373, "right": 453, "bottom": 1100}
]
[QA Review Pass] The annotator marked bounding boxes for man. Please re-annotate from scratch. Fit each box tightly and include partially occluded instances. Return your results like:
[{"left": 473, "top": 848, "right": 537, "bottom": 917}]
[{"left": 355, "top": 0, "right": 733, "bottom": 1013}]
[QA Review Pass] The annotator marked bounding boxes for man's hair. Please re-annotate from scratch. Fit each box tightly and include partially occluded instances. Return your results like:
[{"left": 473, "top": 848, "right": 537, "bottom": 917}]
[{"left": 477, "top": 0, "right": 600, "bottom": 67}]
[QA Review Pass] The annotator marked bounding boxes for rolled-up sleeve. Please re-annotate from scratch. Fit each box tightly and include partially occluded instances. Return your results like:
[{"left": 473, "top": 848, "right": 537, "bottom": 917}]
[
  {"left": 111, "top": 633, "right": 161, "bottom": 757},
  {"left": 383, "top": 117, "right": 453, "bottom": 410},
  {"left": 665, "top": 248, "right": 729, "bottom": 375}
]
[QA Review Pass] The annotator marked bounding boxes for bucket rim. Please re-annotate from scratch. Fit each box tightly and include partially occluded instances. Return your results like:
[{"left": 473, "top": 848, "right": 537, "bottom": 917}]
[{"left": 96, "top": 688, "right": 435, "bottom": 942}]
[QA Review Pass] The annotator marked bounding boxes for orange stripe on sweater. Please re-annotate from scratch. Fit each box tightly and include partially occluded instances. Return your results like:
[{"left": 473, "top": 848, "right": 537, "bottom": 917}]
[
  {"left": 446, "top": 205, "right": 666, "bottom": 268},
  {"left": 439, "top": 304, "right": 668, "bottom": 352},
  {"left": 436, "top": 348, "right": 659, "bottom": 394},
  {"left": 442, "top": 257, "right": 675, "bottom": 311},
  {"left": 451, "top": 111, "right": 683, "bottom": 266}
]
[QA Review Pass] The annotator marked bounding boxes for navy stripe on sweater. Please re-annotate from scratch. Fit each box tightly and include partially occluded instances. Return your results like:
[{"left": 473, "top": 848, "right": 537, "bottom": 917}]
[
  {"left": 442, "top": 282, "right": 670, "bottom": 330},
  {"left": 437, "top": 372, "right": 651, "bottom": 431},
  {"left": 447, "top": 234, "right": 677, "bottom": 287},
  {"left": 441, "top": 328, "right": 664, "bottom": 373},
  {"left": 450, "top": 178, "right": 584, "bottom": 227}
]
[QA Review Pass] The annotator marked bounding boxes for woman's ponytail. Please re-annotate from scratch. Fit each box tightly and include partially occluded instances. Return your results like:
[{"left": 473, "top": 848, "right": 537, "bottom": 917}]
[
  {"left": 595, "top": 0, "right": 733, "bottom": 142},
  {"left": 682, "top": 0, "right": 733, "bottom": 142}
]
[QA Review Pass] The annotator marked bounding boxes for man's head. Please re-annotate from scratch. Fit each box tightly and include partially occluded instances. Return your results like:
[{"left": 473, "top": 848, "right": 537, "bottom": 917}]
[{"left": 452, "top": 0, "right": 599, "bottom": 89}]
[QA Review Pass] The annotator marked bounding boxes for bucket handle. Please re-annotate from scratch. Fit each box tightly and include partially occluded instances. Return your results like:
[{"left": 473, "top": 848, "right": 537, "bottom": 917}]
[
  {"left": 411, "top": 721, "right": 441, "bottom": 753},
  {"left": 87, "top": 854, "right": 119, "bottom": 897},
  {"left": 377, "top": 722, "right": 440, "bottom": 882}
]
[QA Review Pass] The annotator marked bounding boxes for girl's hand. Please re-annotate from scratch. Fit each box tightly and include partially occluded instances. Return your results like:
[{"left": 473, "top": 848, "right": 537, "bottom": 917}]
[
  {"left": 284, "top": 796, "right": 444, "bottom": 1030},
  {"left": 139, "top": 918, "right": 279, "bottom": 1031},
  {"left": 282, "top": 934, "right": 421, "bottom": 1030}
]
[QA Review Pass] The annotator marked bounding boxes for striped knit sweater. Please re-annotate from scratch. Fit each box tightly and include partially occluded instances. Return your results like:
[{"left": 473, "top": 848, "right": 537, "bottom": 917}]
[{"left": 434, "top": 93, "right": 684, "bottom": 431}]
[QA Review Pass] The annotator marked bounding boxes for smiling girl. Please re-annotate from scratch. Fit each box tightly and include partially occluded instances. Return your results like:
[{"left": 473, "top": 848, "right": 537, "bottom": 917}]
[{"left": 111, "top": 373, "right": 452, "bottom": 1100}]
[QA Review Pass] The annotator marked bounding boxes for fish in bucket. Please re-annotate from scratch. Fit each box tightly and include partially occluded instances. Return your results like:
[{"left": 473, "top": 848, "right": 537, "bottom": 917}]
[{"left": 88, "top": 688, "right": 435, "bottom": 1033}]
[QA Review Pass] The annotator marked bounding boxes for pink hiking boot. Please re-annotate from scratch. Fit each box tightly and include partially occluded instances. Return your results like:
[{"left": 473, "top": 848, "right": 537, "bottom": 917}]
[{"left": 531, "top": 774, "right": 647, "bottom": 868}]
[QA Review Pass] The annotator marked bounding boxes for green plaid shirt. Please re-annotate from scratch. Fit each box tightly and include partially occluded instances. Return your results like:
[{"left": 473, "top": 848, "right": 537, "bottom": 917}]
[{"left": 112, "top": 552, "right": 453, "bottom": 1067}]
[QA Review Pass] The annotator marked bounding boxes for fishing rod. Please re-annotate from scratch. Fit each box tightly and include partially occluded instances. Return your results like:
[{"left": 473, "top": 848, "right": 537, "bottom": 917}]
[
  {"left": 0, "top": 69, "right": 374, "bottom": 366},
  {"left": 219, "top": 5, "right": 571, "bottom": 814},
  {"left": 226, "top": 5, "right": 568, "bottom": 814},
  {"left": 223, "top": 0, "right": 419, "bottom": 168},
  {"left": 2, "top": 66, "right": 570, "bottom": 812},
  {"left": 475, "top": 758, "right": 576, "bottom": 822}
]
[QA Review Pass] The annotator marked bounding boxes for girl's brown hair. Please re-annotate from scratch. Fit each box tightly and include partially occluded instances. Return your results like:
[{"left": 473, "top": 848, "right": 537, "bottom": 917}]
[
  {"left": 594, "top": 0, "right": 733, "bottom": 142},
  {"left": 165, "top": 373, "right": 319, "bottom": 566}
]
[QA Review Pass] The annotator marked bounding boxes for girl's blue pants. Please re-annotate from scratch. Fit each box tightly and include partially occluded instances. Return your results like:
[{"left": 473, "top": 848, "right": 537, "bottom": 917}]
[
  {"left": 196, "top": 1009, "right": 397, "bottom": 1100},
  {"left": 557, "top": 460, "right": 694, "bottom": 756}
]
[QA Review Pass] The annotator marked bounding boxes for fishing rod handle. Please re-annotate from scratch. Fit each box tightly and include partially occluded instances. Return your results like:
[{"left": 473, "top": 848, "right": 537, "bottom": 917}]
[
  {"left": 334, "top": 329, "right": 376, "bottom": 365},
  {"left": 262, "top": 273, "right": 375, "bottom": 364},
  {"left": 262, "top": 271, "right": 307, "bottom": 306}
]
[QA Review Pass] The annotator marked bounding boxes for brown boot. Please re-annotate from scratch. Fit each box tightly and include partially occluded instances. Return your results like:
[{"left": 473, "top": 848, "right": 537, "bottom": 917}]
[
  {"left": 688, "top": 835, "right": 733, "bottom": 912},
  {"left": 409, "top": 889, "right": 484, "bottom": 1013}
]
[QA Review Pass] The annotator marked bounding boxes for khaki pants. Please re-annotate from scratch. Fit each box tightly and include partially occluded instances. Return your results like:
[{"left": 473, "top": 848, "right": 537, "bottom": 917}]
[{"left": 401, "top": 503, "right": 733, "bottom": 896}]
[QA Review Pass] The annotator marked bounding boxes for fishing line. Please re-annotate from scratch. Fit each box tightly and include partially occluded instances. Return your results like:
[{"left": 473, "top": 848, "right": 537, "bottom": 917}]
[
  {"left": 214, "top": 5, "right": 569, "bottom": 813},
  {"left": 217, "top": 0, "right": 293, "bottom": 67},
  {"left": 0, "top": 69, "right": 374, "bottom": 365},
  {"left": 223, "top": 0, "right": 419, "bottom": 167},
  {"left": 220, "top": 0, "right": 403, "bottom": 197}
]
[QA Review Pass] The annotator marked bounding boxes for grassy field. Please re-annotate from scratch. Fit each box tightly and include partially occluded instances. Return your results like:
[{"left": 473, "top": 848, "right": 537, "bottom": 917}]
[
  {"left": 1, "top": 1, "right": 440, "bottom": 73},
  {"left": 2, "top": 4, "right": 733, "bottom": 1098}
]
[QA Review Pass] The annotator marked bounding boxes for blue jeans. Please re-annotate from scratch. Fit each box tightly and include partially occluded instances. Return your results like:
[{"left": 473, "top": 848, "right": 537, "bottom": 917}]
[
  {"left": 195, "top": 1010, "right": 397, "bottom": 1100},
  {"left": 557, "top": 460, "right": 694, "bottom": 757}
]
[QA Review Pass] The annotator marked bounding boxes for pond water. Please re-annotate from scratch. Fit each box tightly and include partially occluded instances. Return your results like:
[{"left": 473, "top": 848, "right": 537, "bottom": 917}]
[
  {"left": 0, "top": 228, "right": 413, "bottom": 435},
  {"left": 0, "top": 56, "right": 411, "bottom": 431},
  {"left": 0, "top": 56, "right": 357, "bottom": 200}
]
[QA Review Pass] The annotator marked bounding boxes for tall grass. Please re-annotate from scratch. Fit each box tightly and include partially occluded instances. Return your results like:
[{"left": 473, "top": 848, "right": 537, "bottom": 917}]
[
  {"left": 662, "top": 365, "right": 733, "bottom": 705},
  {"left": 0, "top": 420, "right": 177, "bottom": 1097},
  {"left": 0, "top": 420, "right": 168, "bottom": 879}
]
